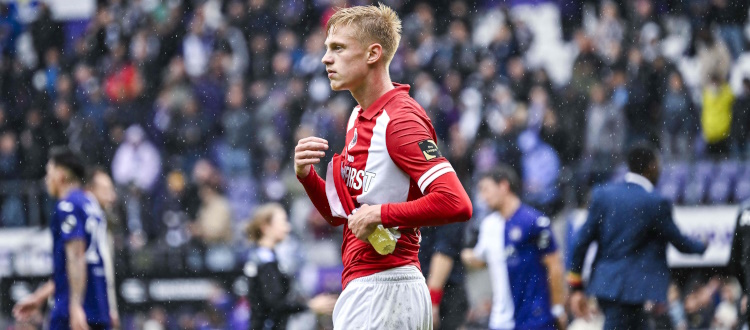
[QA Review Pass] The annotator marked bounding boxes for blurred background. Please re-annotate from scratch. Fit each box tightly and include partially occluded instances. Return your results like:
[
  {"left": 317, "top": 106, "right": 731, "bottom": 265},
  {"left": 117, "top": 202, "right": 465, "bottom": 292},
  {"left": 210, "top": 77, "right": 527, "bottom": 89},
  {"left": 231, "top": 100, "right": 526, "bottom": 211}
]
[{"left": 0, "top": 0, "right": 749, "bottom": 329}]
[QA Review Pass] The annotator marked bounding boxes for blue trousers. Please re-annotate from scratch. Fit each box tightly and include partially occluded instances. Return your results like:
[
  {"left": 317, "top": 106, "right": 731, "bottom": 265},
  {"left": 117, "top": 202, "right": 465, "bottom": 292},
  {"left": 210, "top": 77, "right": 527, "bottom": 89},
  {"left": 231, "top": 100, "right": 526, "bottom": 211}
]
[{"left": 599, "top": 299, "right": 647, "bottom": 330}]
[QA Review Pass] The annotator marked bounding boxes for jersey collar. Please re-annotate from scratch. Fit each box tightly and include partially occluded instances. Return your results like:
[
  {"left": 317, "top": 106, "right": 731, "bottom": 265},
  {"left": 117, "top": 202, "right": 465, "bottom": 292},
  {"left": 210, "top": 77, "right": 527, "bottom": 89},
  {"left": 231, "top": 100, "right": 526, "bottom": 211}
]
[{"left": 359, "top": 83, "right": 410, "bottom": 120}]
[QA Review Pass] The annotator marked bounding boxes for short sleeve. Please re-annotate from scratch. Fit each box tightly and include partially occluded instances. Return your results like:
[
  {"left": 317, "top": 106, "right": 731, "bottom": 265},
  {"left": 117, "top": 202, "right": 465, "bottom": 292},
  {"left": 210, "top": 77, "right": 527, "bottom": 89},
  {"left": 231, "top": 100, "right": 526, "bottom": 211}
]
[
  {"left": 472, "top": 221, "right": 490, "bottom": 262},
  {"left": 533, "top": 215, "right": 558, "bottom": 255},
  {"left": 58, "top": 201, "right": 86, "bottom": 242},
  {"left": 385, "top": 109, "right": 454, "bottom": 193},
  {"left": 433, "top": 222, "right": 465, "bottom": 259}
]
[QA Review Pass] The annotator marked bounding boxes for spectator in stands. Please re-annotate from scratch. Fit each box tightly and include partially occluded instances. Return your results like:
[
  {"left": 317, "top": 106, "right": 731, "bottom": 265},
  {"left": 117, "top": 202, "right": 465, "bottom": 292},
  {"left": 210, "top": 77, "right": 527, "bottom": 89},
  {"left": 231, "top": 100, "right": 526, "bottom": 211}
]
[
  {"left": 707, "top": 0, "right": 749, "bottom": 59},
  {"left": 244, "top": 203, "right": 336, "bottom": 330},
  {"left": 701, "top": 75, "right": 735, "bottom": 157},
  {"left": 594, "top": 1, "right": 625, "bottom": 64},
  {"left": 667, "top": 283, "right": 688, "bottom": 330},
  {"left": 583, "top": 83, "right": 625, "bottom": 183},
  {"left": 0, "top": 122, "right": 24, "bottom": 229},
  {"left": 518, "top": 130, "right": 561, "bottom": 215},
  {"left": 190, "top": 178, "right": 233, "bottom": 245},
  {"left": 731, "top": 78, "right": 750, "bottom": 156},
  {"left": 697, "top": 30, "right": 732, "bottom": 88},
  {"left": 19, "top": 120, "right": 47, "bottom": 180},
  {"left": 112, "top": 125, "right": 161, "bottom": 239},
  {"left": 220, "top": 81, "right": 253, "bottom": 175},
  {"left": 684, "top": 278, "right": 720, "bottom": 329},
  {"left": 112, "top": 125, "right": 161, "bottom": 192},
  {"left": 661, "top": 72, "right": 693, "bottom": 159},
  {"left": 0, "top": 130, "right": 19, "bottom": 180}
]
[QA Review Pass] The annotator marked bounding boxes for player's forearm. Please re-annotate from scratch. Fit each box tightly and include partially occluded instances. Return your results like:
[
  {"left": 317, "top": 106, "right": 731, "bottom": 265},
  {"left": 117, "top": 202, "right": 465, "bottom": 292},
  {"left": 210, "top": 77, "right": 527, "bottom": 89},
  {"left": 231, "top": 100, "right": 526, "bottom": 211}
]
[
  {"left": 297, "top": 166, "right": 345, "bottom": 226},
  {"left": 65, "top": 240, "right": 88, "bottom": 306},
  {"left": 542, "top": 252, "right": 565, "bottom": 306},
  {"left": 427, "top": 253, "right": 453, "bottom": 306},
  {"left": 545, "top": 256, "right": 566, "bottom": 307},
  {"left": 461, "top": 249, "right": 486, "bottom": 269},
  {"left": 427, "top": 253, "right": 453, "bottom": 289},
  {"left": 32, "top": 280, "right": 55, "bottom": 304},
  {"left": 381, "top": 174, "right": 471, "bottom": 228},
  {"left": 102, "top": 233, "right": 118, "bottom": 314}
]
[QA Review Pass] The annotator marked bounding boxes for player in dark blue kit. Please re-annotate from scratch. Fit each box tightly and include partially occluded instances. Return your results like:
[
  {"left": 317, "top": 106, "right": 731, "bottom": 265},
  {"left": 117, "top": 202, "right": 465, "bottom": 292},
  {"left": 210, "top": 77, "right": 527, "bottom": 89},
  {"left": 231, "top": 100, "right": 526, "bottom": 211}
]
[
  {"left": 13, "top": 148, "right": 111, "bottom": 330},
  {"left": 463, "top": 165, "right": 567, "bottom": 330}
]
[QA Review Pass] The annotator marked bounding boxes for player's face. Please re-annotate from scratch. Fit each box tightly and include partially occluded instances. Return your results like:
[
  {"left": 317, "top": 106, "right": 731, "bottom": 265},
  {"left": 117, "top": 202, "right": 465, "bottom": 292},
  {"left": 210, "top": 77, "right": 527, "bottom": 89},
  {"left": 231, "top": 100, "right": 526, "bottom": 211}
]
[
  {"left": 264, "top": 210, "right": 292, "bottom": 243},
  {"left": 478, "top": 177, "right": 505, "bottom": 211},
  {"left": 90, "top": 172, "right": 117, "bottom": 210},
  {"left": 322, "top": 27, "right": 369, "bottom": 92},
  {"left": 44, "top": 161, "right": 61, "bottom": 198}
]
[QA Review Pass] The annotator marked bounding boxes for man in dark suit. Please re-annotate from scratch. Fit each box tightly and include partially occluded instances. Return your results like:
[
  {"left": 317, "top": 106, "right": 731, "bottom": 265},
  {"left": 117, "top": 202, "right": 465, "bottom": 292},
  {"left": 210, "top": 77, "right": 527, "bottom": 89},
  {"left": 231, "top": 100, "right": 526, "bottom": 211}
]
[
  {"left": 567, "top": 145, "right": 707, "bottom": 329},
  {"left": 729, "top": 199, "right": 750, "bottom": 324}
]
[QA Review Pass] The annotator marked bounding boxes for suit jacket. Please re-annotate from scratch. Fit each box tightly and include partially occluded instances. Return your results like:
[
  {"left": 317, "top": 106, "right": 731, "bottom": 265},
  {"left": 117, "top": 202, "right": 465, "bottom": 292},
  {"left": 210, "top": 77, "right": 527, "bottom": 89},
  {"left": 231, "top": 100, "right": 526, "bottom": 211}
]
[
  {"left": 570, "top": 179, "right": 706, "bottom": 304},
  {"left": 729, "top": 200, "right": 750, "bottom": 294}
]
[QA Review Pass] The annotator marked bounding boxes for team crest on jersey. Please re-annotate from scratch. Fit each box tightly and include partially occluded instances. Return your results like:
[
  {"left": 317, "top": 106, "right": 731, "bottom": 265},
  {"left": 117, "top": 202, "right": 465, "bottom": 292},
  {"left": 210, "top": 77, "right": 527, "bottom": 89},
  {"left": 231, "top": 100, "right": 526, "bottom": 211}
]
[
  {"left": 348, "top": 129, "right": 358, "bottom": 151},
  {"left": 509, "top": 226, "right": 522, "bottom": 242},
  {"left": 62, "top": 215, "right": 77, "bottom": 234},
  {"left": 58, "top": 201, "right": 73, "bottom": 212},
  {"left": 418, "top": 140, "right": 442, "bottom": 161},
  {"left": 536, "top": 216, "right": 551, "bottom": 228}
]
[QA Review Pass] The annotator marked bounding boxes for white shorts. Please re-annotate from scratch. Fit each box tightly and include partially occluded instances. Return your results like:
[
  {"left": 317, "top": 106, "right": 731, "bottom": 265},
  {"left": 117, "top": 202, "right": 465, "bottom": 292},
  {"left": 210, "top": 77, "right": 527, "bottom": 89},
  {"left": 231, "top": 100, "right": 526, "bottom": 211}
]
[{"left": 333, "top": 265, "right": 432, "bottom": 330}]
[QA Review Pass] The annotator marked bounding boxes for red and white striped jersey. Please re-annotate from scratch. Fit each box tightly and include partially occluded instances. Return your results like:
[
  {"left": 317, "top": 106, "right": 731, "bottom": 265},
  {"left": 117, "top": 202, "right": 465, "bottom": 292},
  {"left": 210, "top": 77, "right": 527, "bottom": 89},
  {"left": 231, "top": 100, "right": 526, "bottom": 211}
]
[
  {"left": 345, "top": 83, "right": 456, "bottom": 285},
  {"left": 299, "top": 83, "right": 464, "bottom": 288}
]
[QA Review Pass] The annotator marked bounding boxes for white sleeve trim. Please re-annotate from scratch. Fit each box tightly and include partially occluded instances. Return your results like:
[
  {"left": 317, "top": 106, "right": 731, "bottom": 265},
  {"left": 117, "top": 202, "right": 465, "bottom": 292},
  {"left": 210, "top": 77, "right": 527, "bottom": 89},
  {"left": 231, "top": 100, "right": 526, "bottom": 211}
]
[
  {"left": 325, "top": 160, "right": 348, "bottom": 218},
  {"left": 417, "top": 163, "right": 455, "bottom": 193},
  {"left": 417, "top": 163, "right": 451, "bottom": 187}
]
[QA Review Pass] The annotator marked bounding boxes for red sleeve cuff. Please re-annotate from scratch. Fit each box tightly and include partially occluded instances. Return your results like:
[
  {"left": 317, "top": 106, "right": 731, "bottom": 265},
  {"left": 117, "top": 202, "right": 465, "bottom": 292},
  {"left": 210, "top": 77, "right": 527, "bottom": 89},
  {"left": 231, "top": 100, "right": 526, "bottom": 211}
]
[
  {"left": 429, "top": 288, "right": 444, "bottom": 305},
  {"left": 297, "top": 165, "right": 318, "bottom": 184},
  {"left": 381, "top": 204, "right": 393, "bottom": 228}
]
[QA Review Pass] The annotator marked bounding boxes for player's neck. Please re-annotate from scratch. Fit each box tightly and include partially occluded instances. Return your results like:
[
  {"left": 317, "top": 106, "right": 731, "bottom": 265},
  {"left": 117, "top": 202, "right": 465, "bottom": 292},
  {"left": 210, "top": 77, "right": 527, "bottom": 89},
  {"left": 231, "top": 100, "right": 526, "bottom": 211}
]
[
  {"left": 57, "top": 183, "right": 80, "bottom": 200},
  {"left": 351, "top": 69, "right": 394, "bottom": 111},
  {"left": 500, "top": 196, "right": 521, "bottom": 220},
  {"left": 258, "top": 237, "right": 276, "bottom": 249}
]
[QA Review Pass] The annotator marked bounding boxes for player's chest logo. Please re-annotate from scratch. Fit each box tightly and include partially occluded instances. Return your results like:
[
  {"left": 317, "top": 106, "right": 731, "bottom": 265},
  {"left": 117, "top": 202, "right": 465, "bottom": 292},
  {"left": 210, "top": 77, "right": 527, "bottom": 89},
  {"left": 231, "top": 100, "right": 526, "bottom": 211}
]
[
  {"left": 508, "top": 226, "right": 523, "bottom": 242},
  {"left": 348, "top": 128, "right": 358, "bottom": 151}
]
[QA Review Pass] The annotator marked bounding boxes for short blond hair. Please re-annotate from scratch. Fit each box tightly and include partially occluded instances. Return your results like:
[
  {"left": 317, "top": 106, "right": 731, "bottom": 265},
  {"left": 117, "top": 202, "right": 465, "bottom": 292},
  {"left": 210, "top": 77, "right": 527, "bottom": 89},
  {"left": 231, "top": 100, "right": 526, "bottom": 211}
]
[
  {"left": 326, "top": 3, "right": 402, "bottom": 65},
  {"left": 245, "top": 203, "right": 285, "bottom": 242}
]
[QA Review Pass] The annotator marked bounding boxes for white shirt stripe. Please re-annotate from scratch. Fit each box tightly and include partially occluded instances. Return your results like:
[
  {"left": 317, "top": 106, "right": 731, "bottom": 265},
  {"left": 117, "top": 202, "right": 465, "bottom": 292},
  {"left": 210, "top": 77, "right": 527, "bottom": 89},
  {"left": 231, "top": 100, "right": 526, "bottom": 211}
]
[
  {"left": 417, "top": 163, "right": 452, "bottom": 188},
  {"left": 325, "top": 160, "right": 348, "bottom": 218},
  {"left": 357, "top": 110, "right": 410, "bottom": 205},
  {"left": 417, "top": 163, "right": 455, "bottom": 193}
]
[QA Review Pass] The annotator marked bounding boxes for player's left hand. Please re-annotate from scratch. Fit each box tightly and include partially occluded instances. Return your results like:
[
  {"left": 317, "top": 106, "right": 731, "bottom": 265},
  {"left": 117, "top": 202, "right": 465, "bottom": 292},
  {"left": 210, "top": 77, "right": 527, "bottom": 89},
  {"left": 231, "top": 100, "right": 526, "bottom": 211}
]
[
  {"left": 69, "top": 304, "right": 89, "bottom": 330},
  {"left": 347, "top": 204, "right": 381, "bottom": 241},
  {"left": 555, "top": 313, "right": 568, "bottom": 330},
  {"left": 110, "top": 309, "right": 121, "bottom": 329},
  {"left": 432, "top": 303, "right": 440, "bottom": 329}
]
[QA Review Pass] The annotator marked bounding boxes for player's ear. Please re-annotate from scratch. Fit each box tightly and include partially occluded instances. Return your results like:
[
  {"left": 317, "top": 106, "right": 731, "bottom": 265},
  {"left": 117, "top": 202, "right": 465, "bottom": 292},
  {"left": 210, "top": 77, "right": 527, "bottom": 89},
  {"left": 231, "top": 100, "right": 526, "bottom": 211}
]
[{"left": 366, "top": 43, "right": 383, "bottom": 65}]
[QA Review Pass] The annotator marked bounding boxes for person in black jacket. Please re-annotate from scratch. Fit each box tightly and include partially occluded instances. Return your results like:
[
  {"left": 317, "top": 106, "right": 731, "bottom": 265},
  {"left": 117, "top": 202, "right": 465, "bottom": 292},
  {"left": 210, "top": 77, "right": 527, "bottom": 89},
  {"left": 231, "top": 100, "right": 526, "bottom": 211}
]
[
  {"left": 244, "top": 203, "right": 336, "bottom": 330},
  {"left": 729, "top": 199, "right": 750, "bottom": 324}
]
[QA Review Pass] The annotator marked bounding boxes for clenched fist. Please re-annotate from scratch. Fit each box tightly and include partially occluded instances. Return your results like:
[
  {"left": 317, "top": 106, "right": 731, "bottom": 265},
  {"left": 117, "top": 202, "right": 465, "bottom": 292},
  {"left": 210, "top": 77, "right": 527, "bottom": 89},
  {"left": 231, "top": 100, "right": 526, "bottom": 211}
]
[{"left": 294, "top": 136, "right": 329, "bottom": 178}]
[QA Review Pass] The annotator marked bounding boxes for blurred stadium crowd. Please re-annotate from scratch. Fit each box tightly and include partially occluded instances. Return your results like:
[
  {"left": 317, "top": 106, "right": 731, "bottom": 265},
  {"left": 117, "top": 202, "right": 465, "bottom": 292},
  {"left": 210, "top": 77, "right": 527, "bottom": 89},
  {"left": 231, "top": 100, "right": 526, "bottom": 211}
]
[{"left": 0, "top": 0, "right": 750, "bottom": 329}]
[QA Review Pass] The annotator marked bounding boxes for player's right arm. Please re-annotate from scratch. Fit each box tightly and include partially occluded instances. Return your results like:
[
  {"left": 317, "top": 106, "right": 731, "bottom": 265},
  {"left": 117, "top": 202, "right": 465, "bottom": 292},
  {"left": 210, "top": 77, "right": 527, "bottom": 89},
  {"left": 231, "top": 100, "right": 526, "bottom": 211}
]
[
  {"left": 460, "top": 249, "right": 486, "bottom": 269},
  {"left": 59, "top": 203, "right": 90, "bottom": 330},
  {"left": 462, "top": 221, "right": 488, "bottom": 269},
  {"left": 66, "top": 238, "right": 89, "bottom": 330},
  {"left": 12, "top": 280, "right": 55, "bottom": 322},
  {"left": 294, "top": 136, "right": 346, "bottom": 226}
]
